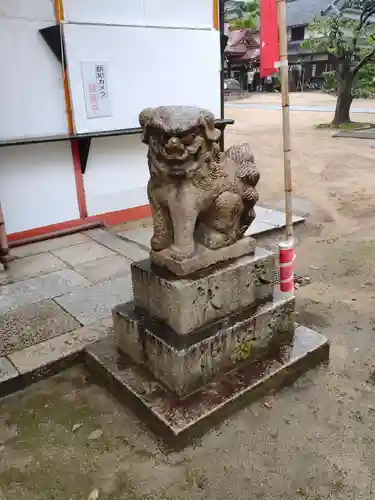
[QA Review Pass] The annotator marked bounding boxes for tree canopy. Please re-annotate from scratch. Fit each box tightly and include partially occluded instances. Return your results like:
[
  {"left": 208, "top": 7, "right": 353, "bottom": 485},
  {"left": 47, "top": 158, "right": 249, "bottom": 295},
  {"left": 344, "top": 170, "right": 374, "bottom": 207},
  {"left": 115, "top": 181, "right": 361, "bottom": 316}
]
[
  {"left": 303, "top": 0, "right": 375, "bottom": 124},
  {"left": 224, "top": 0, "right": 260, "bottom": 28}
]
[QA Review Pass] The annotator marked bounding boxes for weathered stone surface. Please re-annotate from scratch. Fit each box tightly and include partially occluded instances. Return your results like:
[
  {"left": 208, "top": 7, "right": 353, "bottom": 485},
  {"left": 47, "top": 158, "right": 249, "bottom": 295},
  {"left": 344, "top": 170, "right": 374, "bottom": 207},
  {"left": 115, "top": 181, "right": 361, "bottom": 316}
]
[
  {"left": 55, "top": 274, "right": 132, "bottom": 325},
  {"left": 114, "top": 297, "right": 295, "bottom": 397},
  {"left": 73, "top": 254, "right": 132, "bottom": 283},
  {"left": 51, "top": 241, "right": 116, "bottom": 266},
  {"left": 8, "top": 321, "right": 110, "bottom": 374},
  {"left": 0, "top": 269, "right": 91, "bottom": 315},
  {"left": 0, "top": 252, "right": 67, "bottom": 285},
  {"left": 132, "top": 248, "right": 275, "bottom": 335},
  {"left": 150, "top": 236, "right": 256, "bottom": 276},
  {"left": 0, "top": 357, "right": 18, "bottom": 383},
  {"left": 140, "top": 105, "right": 259, "bottom": 273},
  {"left": 11, "top": 233, "right": 91, "bottom": 258},
  {"left": 117, "top": 226, "right": 153, "bottom": 250},
  {"left": 0, "top": 300, "right": 80, "bottom": 357},
  {"left": 85, "top": 326, "right": 330, "bottom": 441},
  {"left": 86, "top": 228, "right": 149, "bottom": 262}
]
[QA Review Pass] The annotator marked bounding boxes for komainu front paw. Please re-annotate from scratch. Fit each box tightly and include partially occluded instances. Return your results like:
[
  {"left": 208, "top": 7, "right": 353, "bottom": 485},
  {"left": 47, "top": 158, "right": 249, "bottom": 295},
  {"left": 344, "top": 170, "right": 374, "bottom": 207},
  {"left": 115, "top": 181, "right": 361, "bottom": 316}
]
[
  {"left": 151, "top": 234, "right": 172, "bottom": 251},
  {"left": 169, "top": 244, "right": 195, "bottom": 261},
  {"left": 201, "top": 229, "right": 231, "bottom": 250}
]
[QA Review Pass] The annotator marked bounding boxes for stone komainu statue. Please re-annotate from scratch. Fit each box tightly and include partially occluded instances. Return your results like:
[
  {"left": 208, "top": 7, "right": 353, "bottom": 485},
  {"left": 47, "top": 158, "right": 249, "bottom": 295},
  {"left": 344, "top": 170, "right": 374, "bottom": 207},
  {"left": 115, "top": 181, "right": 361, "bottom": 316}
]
[{"left": 139, "top": 105, "right": 260, "bottom": 261}]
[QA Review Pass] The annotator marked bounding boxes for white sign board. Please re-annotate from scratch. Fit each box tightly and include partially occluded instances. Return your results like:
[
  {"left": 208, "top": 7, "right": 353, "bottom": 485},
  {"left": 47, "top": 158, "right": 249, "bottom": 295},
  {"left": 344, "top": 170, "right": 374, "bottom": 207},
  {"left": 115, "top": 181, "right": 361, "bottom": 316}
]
[{"left": 80, "top": 62, "right": 112, "bottom": 119}]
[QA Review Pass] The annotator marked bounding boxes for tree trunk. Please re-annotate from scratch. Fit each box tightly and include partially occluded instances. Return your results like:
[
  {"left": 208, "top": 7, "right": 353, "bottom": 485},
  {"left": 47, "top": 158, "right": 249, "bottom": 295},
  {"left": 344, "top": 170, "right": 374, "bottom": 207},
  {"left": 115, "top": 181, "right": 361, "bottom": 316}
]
[{"left": 332, "top": 77, "right": 353, "bottom": 125}]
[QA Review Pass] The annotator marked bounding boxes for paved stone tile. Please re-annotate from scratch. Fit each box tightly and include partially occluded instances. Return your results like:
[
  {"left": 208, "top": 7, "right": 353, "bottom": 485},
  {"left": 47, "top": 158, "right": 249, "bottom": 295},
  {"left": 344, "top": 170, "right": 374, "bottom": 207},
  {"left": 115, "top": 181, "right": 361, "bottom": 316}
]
[
  {"left": 8, "top": 322, "right": 110, "bottom": 374},
  {"left": 117, "top": 226, "right": 153, "bottom": 250},
  {"left": 73, "top": 254, "right": 132, "bottom": 283},
  {"left": 55, "top": 274, "right": 133, "bottom": 325},
  {"left": 0, "top": 252, "right": 66, "bottom": 285},
  {"left": 85, "top": 228, "right": 149, "bottom": 262},
  {"left": 0, "top": 269, "right": 91, "bottom": 315},
  {"left": 51, "top": 241, "right": 116, "bottom": 266},
  {"left": 0, "top": 300, "right": 80, "bottom": 357},
  {"left": 255, "top": 206, "right": 305, "bottom": 228},
  {"left": 0, "top": 357, "right": 18, "bottom": 383},
  {"left": 11, "top": 233, "right": 91, "bottom": 258}
]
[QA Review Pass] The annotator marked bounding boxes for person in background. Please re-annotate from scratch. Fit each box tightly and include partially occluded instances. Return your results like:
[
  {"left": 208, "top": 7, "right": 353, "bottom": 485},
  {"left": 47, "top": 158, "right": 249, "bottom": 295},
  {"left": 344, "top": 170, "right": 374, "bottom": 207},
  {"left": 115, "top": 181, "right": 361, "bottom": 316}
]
[{"left": 247, "top": 70, "right": 254, "bottom": 92}]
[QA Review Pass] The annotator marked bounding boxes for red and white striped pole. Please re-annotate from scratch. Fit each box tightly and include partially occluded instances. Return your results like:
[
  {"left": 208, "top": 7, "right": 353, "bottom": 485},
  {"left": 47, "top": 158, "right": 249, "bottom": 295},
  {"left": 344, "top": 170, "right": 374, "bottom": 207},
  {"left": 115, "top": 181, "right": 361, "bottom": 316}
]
[
  {"left": 276, "top": 0, "right": 295, "bottom": 297},
  {"left": 279, "top": 241, "right": 295, "bottom": 297}
]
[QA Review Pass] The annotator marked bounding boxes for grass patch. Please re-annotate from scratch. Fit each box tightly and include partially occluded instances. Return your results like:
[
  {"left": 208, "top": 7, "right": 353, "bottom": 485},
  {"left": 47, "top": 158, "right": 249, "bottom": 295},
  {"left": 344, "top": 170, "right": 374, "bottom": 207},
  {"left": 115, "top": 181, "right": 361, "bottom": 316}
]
[{"left": 315, "top": 122, "right": 375, "bottom": 130}]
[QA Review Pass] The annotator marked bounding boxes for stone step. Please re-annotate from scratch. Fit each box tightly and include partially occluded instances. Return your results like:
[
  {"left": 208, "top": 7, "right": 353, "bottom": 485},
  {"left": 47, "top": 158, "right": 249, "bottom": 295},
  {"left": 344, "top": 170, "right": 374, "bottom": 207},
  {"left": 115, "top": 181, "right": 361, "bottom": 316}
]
[
  {"left": 114, "top": 297, "right": 295, "bottom": 397},
  {"left": 85, "top": 325, "right": 329, "bottom": 445}
]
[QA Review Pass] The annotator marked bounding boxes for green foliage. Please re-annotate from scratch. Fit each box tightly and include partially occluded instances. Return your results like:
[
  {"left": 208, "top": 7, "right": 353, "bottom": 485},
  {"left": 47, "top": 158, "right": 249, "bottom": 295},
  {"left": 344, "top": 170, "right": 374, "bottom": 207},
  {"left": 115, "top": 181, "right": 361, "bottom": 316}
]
[
  {"left": 303, "top": 0, "right": 375, "bottom": 120},
  {"left": 323, "top": 70, "right": 338, "bottom": 92},
  {"left": 232, "top": 339, "right": 253, "bottom": 362},
  {"left": 323, "top": 63, "right": 375, "bottom": 98},
  {"left": 302, "top": 0, "right": 375, "bottom": 60},
  {"left": 354, "top": 60, "right": 375, "bottom": 97},
  {"left": 224, "top": 0, "right": 260, "bottom": 27}
]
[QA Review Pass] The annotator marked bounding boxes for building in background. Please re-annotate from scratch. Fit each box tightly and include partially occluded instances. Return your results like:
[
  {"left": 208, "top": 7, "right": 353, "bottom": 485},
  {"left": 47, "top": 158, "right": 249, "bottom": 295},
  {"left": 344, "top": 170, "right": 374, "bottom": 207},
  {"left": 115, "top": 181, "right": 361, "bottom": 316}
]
[
  {"left": 286, "top": 0, "right": 347, "bottom": 88},
  {"left": 225, "top": 28, "right": 260, "bottom": 88}
]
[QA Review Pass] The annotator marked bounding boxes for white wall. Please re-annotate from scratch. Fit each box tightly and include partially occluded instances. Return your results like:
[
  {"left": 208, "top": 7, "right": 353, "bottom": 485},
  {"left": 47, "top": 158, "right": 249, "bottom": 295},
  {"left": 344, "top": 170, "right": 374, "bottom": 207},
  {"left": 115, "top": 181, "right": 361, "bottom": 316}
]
[
  {"left": 0, "top": 143, "right": 80, "bottom": 234},
  {"left": 0, "top": 0, "right": 55, "bottom": 22},
  {"left": 63, "top": 0, "right": 145, "bottom": 26},
  {"left": 0, "top": 17, "right": 68, "bottom": 141},
  {"left": 144, "top": 0, "right": 214, "bottom": 29},
  {"left": 64, "top": 24, "right": 221, "bottom": 134},
  {"left": 84, "top": 136, "right": 149, "bottom": 216},
  {"left": 62, "top": 0, "right": 214, "bottom": 28}
]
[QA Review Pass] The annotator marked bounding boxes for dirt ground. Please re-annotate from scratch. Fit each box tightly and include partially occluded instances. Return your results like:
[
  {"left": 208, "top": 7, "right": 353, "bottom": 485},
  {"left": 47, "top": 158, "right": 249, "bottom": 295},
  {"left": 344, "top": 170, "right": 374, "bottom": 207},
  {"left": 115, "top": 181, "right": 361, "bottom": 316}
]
[{"left": 2, "top": 92, "right": 375, "bottom": 499}]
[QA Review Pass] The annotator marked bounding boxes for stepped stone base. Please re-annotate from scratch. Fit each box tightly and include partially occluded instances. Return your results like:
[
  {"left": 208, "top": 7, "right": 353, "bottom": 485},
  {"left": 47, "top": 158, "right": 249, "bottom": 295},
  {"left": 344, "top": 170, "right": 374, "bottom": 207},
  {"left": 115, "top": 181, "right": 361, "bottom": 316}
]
[
  {"left": 132, "top": 247, "right": 275, "bottom": 335},
  {"left": 85, "top": 326, "right": 329, "bottom": 445},
  {"left": 114, "top": 297, "right": 295, "bottom": 397}
]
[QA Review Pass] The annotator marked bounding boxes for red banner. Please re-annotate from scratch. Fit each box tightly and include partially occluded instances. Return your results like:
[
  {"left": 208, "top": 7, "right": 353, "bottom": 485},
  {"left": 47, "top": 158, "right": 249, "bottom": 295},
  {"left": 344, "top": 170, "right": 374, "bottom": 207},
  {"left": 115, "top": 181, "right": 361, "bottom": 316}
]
[{"left": 260, "top": 0, "right": 279, "bottom": 78}]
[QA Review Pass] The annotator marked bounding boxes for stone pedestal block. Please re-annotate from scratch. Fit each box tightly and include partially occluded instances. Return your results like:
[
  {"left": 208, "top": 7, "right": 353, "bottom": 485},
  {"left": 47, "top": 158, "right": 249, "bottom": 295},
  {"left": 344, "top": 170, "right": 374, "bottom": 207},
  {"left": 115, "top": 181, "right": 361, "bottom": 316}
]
[
  {"left": 132, "top": 248, "right": 275, "bottom": 336},
  {"left": 150, "top": 236, "right": 256, "bottom": 276},
  {"left": 114, "top": 297, "right": 295, "bottom": 397}
]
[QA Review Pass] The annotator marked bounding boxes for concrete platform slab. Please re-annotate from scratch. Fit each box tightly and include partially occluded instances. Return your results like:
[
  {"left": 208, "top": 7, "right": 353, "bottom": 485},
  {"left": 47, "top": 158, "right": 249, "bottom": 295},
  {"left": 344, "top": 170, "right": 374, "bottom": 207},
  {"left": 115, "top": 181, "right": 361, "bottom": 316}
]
[
  {"left": 85, "top": 228, "right": 149, "bottom": 262},
  {"left": 246, "top": 219, "right": 277, "bottom": 236},
  {"left": 11, "top": 233, "right": 91, "bottom": 259},
  {"left": 0, "top": 252, "right": 67, "bottom": 285},
  {"left": 333, "top": 129, "right": 375, "bottom": 139},
  {"left": 51, "top": 241, "right": 116, "bottom": 266},
  {"left": 85, "top": 326, "right": 329, "bottom": 444},
  {"left": 0, "top": 269, "right": 91, "bottom": 315},
  {"left": 8, "top": 322, "right": 110, "bottom": 375},
  {"left": 73, "top": 254, "right": 132, "bottom": 283},
  {"left": 253, "top": 206, "right": 305, "bottom": 229},
  {"left": 55, "top": 274, "right": 133, "bottom": 325},
  {"left": 118, "top": 226, "right": 153, "bottom": 250},
  {"left": 0, "top": 300, "right": 81, "bottom": 357}
]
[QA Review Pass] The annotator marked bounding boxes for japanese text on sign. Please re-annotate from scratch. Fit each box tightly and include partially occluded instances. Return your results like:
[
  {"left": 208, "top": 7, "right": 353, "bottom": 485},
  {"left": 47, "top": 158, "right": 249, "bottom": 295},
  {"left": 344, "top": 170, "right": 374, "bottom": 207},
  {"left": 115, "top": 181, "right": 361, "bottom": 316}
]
[{"left": 81, "top": 61, "right": 112, "bottom": 119}]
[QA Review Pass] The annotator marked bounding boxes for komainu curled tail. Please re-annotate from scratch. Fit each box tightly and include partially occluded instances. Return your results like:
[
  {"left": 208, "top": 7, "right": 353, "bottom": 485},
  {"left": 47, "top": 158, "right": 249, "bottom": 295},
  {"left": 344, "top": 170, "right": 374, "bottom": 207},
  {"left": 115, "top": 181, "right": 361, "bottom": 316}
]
[{"left": 226, "top": 142, "right": 260, "bottom": 237}]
